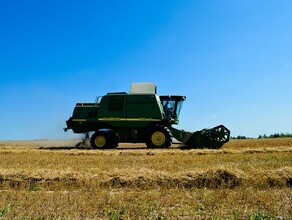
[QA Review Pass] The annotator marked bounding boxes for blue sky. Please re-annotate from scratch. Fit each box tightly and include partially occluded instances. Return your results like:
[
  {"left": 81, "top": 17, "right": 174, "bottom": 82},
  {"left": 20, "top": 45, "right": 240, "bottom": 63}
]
[{"left": 1, "top": 0, "right": 291, "bottom": 140}]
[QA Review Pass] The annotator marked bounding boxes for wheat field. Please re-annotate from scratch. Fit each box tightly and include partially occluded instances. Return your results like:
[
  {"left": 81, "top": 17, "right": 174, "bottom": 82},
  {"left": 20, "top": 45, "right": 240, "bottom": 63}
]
[{"left": 0, "top": 138, "right": 291, "bottom": 219}]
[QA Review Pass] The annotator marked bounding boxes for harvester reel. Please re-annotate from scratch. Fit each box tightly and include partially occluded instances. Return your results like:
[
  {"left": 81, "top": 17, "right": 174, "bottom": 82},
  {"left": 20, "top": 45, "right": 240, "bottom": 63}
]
[
  {"left": 201, "top": 125, "right": 230, "bottom": 143},
  {"left": 194, "top": 125, "right": 230, "bottom": 149}
]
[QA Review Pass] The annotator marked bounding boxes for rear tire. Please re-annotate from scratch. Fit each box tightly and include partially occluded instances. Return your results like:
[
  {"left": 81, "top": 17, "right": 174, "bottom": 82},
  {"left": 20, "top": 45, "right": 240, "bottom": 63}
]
[
  {"left": 90, "top": 131, "right": 117, "bottom": 149},
  {"left": 146, "top": 125, "right": 172, "bottom": 148}
]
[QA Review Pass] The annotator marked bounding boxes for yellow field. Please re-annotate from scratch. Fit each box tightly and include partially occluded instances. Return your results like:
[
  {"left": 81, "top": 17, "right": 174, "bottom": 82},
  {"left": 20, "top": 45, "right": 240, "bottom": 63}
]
[{"left": 0, "top": 138, "right": 291, "bottom": 219}]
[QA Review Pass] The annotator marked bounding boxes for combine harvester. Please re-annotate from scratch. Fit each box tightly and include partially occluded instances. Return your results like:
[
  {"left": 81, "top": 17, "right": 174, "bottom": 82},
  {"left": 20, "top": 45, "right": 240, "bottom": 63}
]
[{"left": 64, "top": 83, "right": 230, "bottom": 149}]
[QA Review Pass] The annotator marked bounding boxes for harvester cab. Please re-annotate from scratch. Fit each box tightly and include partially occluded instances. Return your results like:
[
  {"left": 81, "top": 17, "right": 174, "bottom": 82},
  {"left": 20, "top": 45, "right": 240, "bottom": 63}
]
[
  {"left": 160, "top": 95, "right": 185, "bottom": 124},
  {"left": 64, "top": 83, "right": 230, "bottom": 149}
]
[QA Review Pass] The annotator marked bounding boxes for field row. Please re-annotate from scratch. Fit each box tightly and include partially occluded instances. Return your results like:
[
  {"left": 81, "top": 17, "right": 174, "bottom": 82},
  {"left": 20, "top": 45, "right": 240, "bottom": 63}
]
[{"left": 0, "top": 166, "right": 291, "bottom": 192}]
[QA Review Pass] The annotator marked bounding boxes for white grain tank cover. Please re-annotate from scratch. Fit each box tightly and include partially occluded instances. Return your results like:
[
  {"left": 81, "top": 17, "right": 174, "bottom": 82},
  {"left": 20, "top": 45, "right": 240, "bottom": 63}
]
[{"left": 130, "top": 83, "right": 157, "bottom": 94}]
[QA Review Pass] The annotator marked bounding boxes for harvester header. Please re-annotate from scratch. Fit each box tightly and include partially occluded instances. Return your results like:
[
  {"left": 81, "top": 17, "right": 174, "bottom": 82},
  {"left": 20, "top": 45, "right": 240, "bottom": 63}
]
[{"left": 65, "top": 83, "right": 230, "bottom": 149}]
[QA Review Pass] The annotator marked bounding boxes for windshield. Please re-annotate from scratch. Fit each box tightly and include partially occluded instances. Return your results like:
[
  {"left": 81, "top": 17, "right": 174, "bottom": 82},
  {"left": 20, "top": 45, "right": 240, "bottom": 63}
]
[
  {"left": 162, "top": 100, "right": 176, "bottom": 118},
  {"left": 176, "top": 100, "right": 183, "bottom": 117},
  {"left": 160, "top": 96, "right": 185, "bottom": 123}
]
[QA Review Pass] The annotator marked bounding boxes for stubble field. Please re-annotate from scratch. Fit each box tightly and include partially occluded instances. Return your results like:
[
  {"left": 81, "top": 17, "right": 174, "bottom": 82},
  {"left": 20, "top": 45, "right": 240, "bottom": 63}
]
[{"left": 0, "top": 138, "right": 291, "bottom": 219}]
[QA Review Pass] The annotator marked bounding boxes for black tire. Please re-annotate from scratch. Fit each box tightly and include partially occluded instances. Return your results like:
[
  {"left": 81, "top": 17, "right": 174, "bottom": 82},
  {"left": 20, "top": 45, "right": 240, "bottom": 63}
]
[
  {"left": 90, "top": 131, "right": 117, "bottom": 149},
  {"left": 146, "top": 125, "right": 172, "bottom": 148}
]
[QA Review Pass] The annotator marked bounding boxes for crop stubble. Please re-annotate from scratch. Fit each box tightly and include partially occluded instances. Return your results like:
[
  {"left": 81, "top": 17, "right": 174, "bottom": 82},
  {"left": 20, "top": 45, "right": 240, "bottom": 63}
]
[{"left": 0, "top": 138, "right": 291, "bottom": 219}]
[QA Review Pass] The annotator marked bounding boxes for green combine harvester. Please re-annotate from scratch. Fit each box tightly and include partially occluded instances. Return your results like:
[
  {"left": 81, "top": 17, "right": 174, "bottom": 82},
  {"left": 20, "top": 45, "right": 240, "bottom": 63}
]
[{"left": 64, "top": 83, "right": 230, "bottom": 149}]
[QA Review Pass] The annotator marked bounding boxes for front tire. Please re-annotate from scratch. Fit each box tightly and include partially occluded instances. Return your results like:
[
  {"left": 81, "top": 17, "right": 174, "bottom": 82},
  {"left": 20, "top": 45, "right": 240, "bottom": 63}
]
[
  {"left": 146, "top": 126, "right": 172, "bottom": 148},
  {"left": 90, "top": 131, "right": 117, "bottom": 149}
]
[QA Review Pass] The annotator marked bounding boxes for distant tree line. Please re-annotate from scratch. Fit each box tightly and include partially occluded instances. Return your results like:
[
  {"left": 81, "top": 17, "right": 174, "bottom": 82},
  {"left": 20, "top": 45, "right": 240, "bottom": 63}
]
[
  {"left": 231, "top": 135, "right": 250, "bottom": 139},
  {"left": 231, "top": 133, "right": 292, "bottom": 139},
  {"left": 258, "top": 133, "right": 292, "bottom": 139}
]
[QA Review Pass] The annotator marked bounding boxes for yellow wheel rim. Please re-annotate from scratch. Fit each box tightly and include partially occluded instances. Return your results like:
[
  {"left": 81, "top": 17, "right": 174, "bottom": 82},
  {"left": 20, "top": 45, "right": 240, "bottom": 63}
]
[
  {"left": 95, "top": 135, "right": 106, "bottom": 148},
  {"left": 151, "top": 131, "right": 166, "bottom": 146}
]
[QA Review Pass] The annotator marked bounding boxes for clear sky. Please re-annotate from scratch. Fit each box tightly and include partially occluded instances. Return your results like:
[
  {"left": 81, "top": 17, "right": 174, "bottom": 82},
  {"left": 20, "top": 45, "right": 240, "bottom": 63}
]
[{"left": 1, "top": 0, "right": 291, "bottom": 140}]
